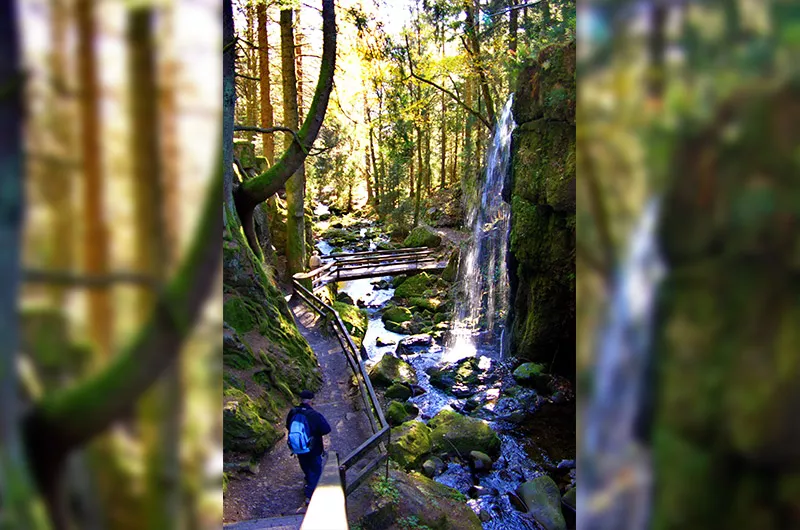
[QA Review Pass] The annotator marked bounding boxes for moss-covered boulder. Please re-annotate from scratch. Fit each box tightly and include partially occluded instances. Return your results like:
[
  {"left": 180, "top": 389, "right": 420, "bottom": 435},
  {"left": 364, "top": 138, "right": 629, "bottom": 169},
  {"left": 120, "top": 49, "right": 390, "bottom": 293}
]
[
  {"left": 562, "top": 487, "right": 576, "bottom": 510},
  {"left": 223, "top": 390, "right": 283, "bottom": 454},
  {"left": 388, "top": 421, "right": 432, "bottom": 469},
  {"left": 428, "top": 409, "right": 501, "bottom": 458},
  {"left": 368, "top": 354, "right": 418, "bottom": 387},
  {"left": 442, "top": 248, "right": 460, "bottom": 282},
  {"left": 382, "top": 306, "right": 412, "bottom": 324},
  {"left": 422, "top": 456, "right": 445, "bottom": 478},
  {"left": 329, "top": 301, "right": 368, "bottom": 339},
  {"left": 509, "top": 41, "right": 576, "bottom": 378},
  {"left": 351, "top": 470, "right": 481, "bottom": 530},
  {"left": 403, "top": 226, "right": 442, "bottom": 248},
  {"left": 513, "top": 362, "right": 551, "bottom": 392},
  {"left": 427, "top": 357, "right": 495, "bottom": 398},
  {"left": 386, "top": 401, "right": 410, "bottom": 426},
  {"left": 394, "top": 273, "right": 435, "bottom": 299},
  {"left": 650, "top": 82, "right": 800, "bottom": 529},
  {"left": 385, "top": 383, "right": 412, "bottom": 401},
  {"left": 409, "top": 297, "right": 442, "bottom": 312},
  {"left": 517, "top": 476, "right": 567, "bottom": 530}
]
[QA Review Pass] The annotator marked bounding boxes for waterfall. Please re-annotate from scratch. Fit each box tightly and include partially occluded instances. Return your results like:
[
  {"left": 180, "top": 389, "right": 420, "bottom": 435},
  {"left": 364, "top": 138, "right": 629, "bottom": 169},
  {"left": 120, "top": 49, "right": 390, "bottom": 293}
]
[
  {"left": 579, "top": 198, "right": 666, "bottom": 530},
  {"left": 446, "top": 96, "right": 516, "bottom": 363}
]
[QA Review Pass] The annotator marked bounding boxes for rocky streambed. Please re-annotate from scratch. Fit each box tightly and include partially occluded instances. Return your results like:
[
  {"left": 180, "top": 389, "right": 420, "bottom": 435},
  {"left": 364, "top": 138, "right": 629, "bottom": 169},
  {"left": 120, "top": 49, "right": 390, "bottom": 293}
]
[{"left": 313, "top": 220, "right": 576, "bottom": 530}]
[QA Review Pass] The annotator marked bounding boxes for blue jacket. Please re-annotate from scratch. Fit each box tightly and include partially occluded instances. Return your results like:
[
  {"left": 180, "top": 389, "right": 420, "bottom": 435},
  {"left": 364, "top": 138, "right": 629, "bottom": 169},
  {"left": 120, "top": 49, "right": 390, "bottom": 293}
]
[{"left": 286, "top": 403, "right": 331, "bottom": 457}]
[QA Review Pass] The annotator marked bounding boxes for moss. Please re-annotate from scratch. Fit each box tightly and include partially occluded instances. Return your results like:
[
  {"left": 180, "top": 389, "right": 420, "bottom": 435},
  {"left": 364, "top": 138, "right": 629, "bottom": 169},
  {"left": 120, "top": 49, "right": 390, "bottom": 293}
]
[
  {"left": 403, "top": 226, "right": 442, "bottom": 248},
  {"left": 394, "top": 273, "right": 435, "bottom": 299},
  {"left": 387, "top": 400, "right": 409, "bottom": 426},
  {"left": 330, "top": 301, "right": 368, "bottom": 338},
  {"left": 223, "top": 372, "right": 246, "bottom": 392},
  {"left": 382, "top": 306, "right": 413, "bottom": 324},
  {"left": 517, "top": 476, "right": 567, "bottom": 530},
  {"left": 388, "top": 421, "right": 432, "bottom": 469},
  {"left": 512, "top": 120, "right": 575, "bottom": 213},
  {"left": 441, "top": 249, "right": 459, "bottom": 282},
  {"left": 513, "top": 362, "right": 550, "bottom": 392},
  {"left": 513, "top": 40, "right": 575, "bottom": 125},
  {"left": 385, "top": 383, "right": 412, "bottom": 401},
  {"left": 223, "top": 297, "right": 256, "bottom": 333},
  {"left": 233, "top": 139, "right": 256, "bottom": 168},
  {"left": 408, "top": 297, "right": 441, "bottom": 312},
  {"left": 428, "top": 409, "right": 500, "bottom": 458},
  {"left": 368, "top": 354, "right": 418, "bottom": 387},
  {"left": 223, "top": 391, "right": 282, "bottom": 454}
]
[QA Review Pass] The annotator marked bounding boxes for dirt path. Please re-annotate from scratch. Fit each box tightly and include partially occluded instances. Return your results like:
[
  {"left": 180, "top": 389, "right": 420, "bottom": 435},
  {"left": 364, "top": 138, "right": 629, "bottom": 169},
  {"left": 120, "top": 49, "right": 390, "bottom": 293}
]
[{"left": 223, "top": 298, "right": 374, "bottom": 523}]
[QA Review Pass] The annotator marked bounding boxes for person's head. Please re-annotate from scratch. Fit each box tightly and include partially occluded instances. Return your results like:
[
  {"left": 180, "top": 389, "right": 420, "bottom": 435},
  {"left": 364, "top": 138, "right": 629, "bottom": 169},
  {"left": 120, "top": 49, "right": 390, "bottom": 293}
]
[
  {"left": 299, "top": 390, "right": 314, "bottom": 405},
  {"left": 312, "top": 250, "right": 319, "bottom": 256}
]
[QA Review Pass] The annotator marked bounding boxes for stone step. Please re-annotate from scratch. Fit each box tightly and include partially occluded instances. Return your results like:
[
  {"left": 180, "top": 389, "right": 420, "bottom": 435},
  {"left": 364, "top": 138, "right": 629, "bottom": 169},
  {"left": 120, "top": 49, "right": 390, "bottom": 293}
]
[{"left": 223, "top": 515, "right": 304, "bottom": 530}]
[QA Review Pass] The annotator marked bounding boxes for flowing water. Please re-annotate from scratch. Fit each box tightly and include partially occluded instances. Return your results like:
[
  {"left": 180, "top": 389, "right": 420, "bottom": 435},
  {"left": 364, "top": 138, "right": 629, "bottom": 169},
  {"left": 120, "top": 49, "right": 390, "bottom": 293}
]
[
  {"left": 579, "top": 199, "right": 666, "bottom": 530},
  {"left": 446, "top": 96, "right": 516, "bottom": 364}
]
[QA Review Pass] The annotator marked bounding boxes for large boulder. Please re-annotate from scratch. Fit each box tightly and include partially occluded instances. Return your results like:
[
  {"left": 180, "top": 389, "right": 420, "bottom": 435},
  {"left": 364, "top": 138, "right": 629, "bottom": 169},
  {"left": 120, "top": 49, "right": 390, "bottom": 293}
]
[
  {"left": 388, "top": 421, "right": 432, "bottom": 469},
  {"left": 403, "top": 226, "right": 442, "bottom": 248},
  {"left": 381, "top": 306, "right": 412, "bottom": 324},
  {"left": 368, "top": 354, "right": 418, "bottom": 387},
  {"left": 223, "top": 389, "right": 283, "bottom": 455},
  {"left": 351, "top": 470, "right": 481, "bottom": 530},
  {"left": 517, "top": 476, "right": 567, "bottom": 530},
  {"left": 513, "top": 362, "right": 551, "bottom": 392},
  {"left": 428, "top": 409, "right": 501, "bottom": 458},
  {"left": 427, "top": 357, "right": 495, "bottom": 398}
]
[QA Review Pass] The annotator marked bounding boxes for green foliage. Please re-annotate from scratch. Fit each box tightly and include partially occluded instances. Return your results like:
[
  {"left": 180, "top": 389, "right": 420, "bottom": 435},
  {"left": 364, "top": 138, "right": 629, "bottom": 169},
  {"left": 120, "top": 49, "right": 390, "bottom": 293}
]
[
  {"left": 372, "top": 475, "right": 400, "bottom": 505},
  {"left": 398, "top": 515, "right": 432, "bottom": 530}
]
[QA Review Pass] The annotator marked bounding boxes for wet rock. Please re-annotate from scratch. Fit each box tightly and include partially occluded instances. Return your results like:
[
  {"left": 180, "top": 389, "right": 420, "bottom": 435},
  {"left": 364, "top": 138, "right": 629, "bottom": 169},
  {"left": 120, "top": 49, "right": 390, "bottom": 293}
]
[
  {"left": 479, "top": 510, "right": 493, "bottom": 523},
  {"left": 407, "top": 315, "right": 431, "bottom": 335},
  {"left": 517, "top": 476, "right": 567, "bottom": 530},
  {"left": 371, "top": 279, "right": 392, "bottom": 289},
  {"left": 427, "top": 357, "right": 495, "bottom": 398},
  {"left": 442, "top": 248, "right": 460, "bottom": 282},
  {"left": 421, "top": 456, "right": 445, "bottom": 478},
  {"left": 388, "top": 421, "right": 432, "bottom": 469},
  {"left": 336, "top": 291, "right": 355, "bottom": 305},
  {"left": 383, "top": 320, "right": 411, "bottom": 334},
  {"left": 557, "top": 459, "right": 576, "bottom": 470},
  {"left": 508, "top": 491, "right": 528, "bottom": 512},
  {"left": 368, "top": 354, "right": 418, "bottom": 387},
  {"left": 513, "top": 362, "right": 551, "bottom": 393},
  {"left": 391, "top": 274, "right": 407, "bottom": 287},
  {"left": 562, "top": 487, "right": 576, "bottom": 510},
  {"left": 429, "top": 409, "right": 501, "bottom": 458},
  {"left": 375, "top": 336, "right": 397, "bottom": 347},
  {"left": 381, "top": 306, "right": 412, "bottom": 324},
  {"left": 385, "top": 383, "right": 413, "bottom": 401},
  {"left": 469, "top": 450, "right": 494, "bottom": 472},
  {"left": 396, "top": 334, "right": 433, "bottom": 356},
  {"left": 403, "top": 226, "right": 442, "bottom": 248}
]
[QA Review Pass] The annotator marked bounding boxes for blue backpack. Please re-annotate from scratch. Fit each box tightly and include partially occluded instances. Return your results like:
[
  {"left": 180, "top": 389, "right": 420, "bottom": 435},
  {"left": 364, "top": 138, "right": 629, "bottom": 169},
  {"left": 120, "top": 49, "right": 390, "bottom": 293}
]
[{"left": 288, "top": 409, "right": 312, "bottom": 455}]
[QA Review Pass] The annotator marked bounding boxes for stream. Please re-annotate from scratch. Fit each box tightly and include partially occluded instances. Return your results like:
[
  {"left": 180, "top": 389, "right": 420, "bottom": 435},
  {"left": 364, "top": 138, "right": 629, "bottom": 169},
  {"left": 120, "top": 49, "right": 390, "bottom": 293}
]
[{"left": 316, "top": 236, "right": 575, "bottom": 529}]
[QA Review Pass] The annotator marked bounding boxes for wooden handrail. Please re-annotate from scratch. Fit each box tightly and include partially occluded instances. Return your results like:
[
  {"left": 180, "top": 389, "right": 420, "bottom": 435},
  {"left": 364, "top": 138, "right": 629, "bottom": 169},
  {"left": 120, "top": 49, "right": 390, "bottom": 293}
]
[
  {"left": 301, "top": 452, "right": 348, "bottom": 530},
  {"left": 327, "top": 247, "right": 433, "bottom": 259},
  {"left": 340, "top": 426, "right": 390, "bottom": 471}
]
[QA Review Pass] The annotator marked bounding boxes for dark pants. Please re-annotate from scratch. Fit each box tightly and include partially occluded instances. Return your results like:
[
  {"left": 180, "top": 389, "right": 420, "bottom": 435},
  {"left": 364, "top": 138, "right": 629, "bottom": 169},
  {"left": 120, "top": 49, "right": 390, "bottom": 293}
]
[{"left": 297, "top": 453, "right": 323, "bottom": 499}]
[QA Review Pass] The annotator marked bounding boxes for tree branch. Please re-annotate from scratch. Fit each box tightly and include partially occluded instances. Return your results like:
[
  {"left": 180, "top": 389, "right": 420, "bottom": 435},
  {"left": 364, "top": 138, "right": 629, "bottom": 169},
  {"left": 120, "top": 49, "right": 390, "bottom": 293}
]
[
  {"left": 235, "top": 72, "right": 260, "bottom": 81},
  {"left": 23, "top": 269, "right": 158, "bottom": 288},
  {"left": 403, "top": 34, "right": 491, "bottom": 130}
]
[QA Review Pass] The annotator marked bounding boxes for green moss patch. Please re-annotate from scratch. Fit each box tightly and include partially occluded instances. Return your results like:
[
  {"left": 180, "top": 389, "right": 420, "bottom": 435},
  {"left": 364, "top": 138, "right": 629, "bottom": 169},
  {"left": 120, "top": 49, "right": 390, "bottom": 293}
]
[{"left": 428, "top": 409, "right": 500, "bottom": 458}]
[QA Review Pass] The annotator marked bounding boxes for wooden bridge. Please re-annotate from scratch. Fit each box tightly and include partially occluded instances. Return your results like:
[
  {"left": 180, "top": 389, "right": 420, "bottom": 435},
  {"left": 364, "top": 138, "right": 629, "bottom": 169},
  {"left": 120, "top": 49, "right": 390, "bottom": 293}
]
[{"left": 293, "top": 247, "right": 446, "bottom": 291}]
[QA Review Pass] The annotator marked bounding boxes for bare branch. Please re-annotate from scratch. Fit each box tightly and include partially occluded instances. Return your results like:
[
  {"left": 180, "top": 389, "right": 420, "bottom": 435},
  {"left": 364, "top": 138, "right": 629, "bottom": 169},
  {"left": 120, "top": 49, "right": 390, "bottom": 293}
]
[
  {"left": 235, "top": 72, "right": 260, "bottom": 82},
  {"left": 23, "top": 269, "right": 158, "bottom": 288}
]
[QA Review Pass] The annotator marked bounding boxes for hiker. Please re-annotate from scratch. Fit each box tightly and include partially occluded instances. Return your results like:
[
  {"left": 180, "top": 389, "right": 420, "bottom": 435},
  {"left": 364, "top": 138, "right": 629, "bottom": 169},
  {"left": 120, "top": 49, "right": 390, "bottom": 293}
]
[
  {"left": 309, "top": 250, "right": 322, "bottom": 269},
  {"left": 286, "top": 390, "right": 331, "bottom": 504}
]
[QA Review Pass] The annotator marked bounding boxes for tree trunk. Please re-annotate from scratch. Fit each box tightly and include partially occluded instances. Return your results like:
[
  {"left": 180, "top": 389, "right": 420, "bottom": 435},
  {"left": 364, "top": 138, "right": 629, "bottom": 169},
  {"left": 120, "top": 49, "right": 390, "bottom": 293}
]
[
  {"left": 77, "top": 0, "right": 112, "bottom": 359},
  {"left": 257, "top": 1, "right": 274, "bottom": 166},
  {"left": 281, "top": 8, "right": 305, "bottom": 276},
  {"left": 127, "top": 7, "right": 181, "bottom": 530},
  {"left": 508, "top": 0, "right": 518, "bottom": 87},
  {"left": 464, "top": 0, "right": 495, "bottom": 126},
  {"left": 414, "top": 126, "right": 423, "bottom": 227},
  {"left": 451, "top": 111, "right": 460, "bottom": 186},
  {"left": 368, "top": 120, "right": 380, "bottom": 206},
  {"left": 224, "top": 0, "right": 236, "bottom": 215},
  {"left": 0, "top": 4, "right": 51, "bottom": 527},
  {"left": 439, "top": 28, "right": 447, "bottom": 190}
]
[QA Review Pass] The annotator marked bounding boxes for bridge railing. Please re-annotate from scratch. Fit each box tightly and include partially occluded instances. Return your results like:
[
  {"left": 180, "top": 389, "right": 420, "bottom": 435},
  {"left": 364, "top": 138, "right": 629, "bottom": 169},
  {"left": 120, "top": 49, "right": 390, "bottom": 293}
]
[
  {"left": 295, "top": 247, "right": 437, "bottom": 289},
  {"left": 291, "top": 278, "right": 391, "bottom": 499}
]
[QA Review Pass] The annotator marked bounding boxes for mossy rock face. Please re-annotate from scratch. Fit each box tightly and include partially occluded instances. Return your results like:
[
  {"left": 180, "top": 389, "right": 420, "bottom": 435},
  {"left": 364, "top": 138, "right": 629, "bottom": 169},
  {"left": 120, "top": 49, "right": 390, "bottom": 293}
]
[
  {"left": 223, "top": 213, "right": 321, "bottom": 462},
  {"left": 428, "top": 409, "right": 501, "bottom": 458},
  {"left": 514, "top": 40, "right": 575, "bottom": 125},
  {"left": 388, "top": 421, "right": 432, "bottom": 469},
  {"left": 517, "top": 476, "right": 567, "bottom": 530},
  {"left": 651, "top": 82, "right": 800, "bottom": 529},
  {"left": 442, "top": 248, "right": 460, "bottom": 282},
  {"left": 394, "top": 273, "right": 435, "bottom": 299},
  {"left": 382, "top": 306, "right": 413, "bottom": 324},
  {"left": 223, "top": 391, "right": 283, "bottom": 454},
  {"left": 513, "top": 362, "right": 551, "bottom": 392},
  {"left": 368, "top": 354, "right": 418, "bottom": 387},
  {"left": 403, "top": 226, "right": 442, "bottom": 248},
  {"left": 510, "top": 40, "right": 576, "bottom": 380}
]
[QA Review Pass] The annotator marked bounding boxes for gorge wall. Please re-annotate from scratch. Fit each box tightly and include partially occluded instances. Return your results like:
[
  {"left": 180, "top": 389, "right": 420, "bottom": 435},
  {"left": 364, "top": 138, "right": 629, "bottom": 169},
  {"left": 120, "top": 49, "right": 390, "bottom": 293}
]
[{"left": 507, "top": 41, "right": 576, "bottom": 378}]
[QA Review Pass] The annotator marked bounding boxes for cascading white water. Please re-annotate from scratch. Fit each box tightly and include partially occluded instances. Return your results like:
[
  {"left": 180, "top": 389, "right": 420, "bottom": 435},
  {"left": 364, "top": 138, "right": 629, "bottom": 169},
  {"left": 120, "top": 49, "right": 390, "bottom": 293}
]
[
  {"left": 579, "top": 198, "right": 666, "bottom": 530},
  {"left": 446, "top": 96, "right": 516, "bottom": 364}
]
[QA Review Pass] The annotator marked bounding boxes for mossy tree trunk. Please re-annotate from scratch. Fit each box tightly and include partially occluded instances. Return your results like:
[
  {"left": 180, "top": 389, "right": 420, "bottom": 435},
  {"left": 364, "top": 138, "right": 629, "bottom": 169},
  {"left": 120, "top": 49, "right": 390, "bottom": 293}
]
[
  {"left": 281, "top": 7, "right": 306, "bottom": 276},
  {"left": 0, "top": 5, "right": 51, "bottom": 528}
]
